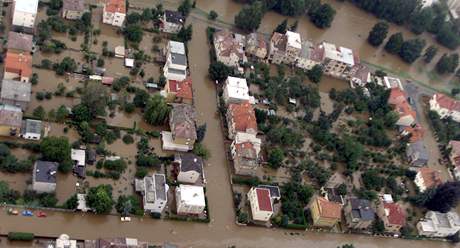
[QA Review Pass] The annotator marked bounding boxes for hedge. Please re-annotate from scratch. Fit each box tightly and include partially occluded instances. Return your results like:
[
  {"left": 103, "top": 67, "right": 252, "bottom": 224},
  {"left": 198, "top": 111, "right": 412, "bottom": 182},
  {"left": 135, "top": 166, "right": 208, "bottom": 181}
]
[{"left": 8, "top": 232, "right": 34, "bottom": 241}]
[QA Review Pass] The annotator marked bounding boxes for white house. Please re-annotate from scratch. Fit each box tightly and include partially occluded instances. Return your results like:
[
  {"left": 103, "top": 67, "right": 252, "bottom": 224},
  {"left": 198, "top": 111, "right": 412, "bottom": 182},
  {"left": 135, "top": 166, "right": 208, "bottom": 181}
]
[
  {"left": 383, "top": 76, "right": 404, "bottom": 90},
  {"left": 247, "top": 187, "right": 273, "bottom": 222},
  {"left": 32, "top": 161, "right": 58, "bottom": 193},
  {"left": 71, "top": 149, "right": 86, "bottom": 167},
  {"left": 12, "top": 0, "right": 38, "bottom": 33},
  {"left": 163, "top": 41, "right": 187, "bottom": 81},
  {"left": 142, "top": 174, "right": 168, "bottom": 214},
  {"left": 175, "top": 184, "right": 206, "bottom": 215},
  {"left": 174, "top": 153, "right": 204, "bottom": 185},
  {"left": 430, "top": 93, "right": 460, "bottom": 122},
  {"left": 222, "top": 76, "right": 250, "bottom": 104},
  {"left": 21, "top": 119, "right": 42, "bottom": 140},
  {"left": 268, "top": 31, "right": 302, "bottom": 65},
  {"left": 414, "top": 167, "right": 443, "bottom": 193},
  {"left": 320, "top": 42, "right": 357, "bottom": 80},
  {"left": 417, "top": 211, "right": 460, "bottom": 238},
  {"left": 56, "top": 234, "right": 77, "bottom": 248},
  {"left": 103, "top": 0, "right": 126, "bottom": 27},
  {"left": 160, "top": 10, "right": 184, "bottom": 34}
]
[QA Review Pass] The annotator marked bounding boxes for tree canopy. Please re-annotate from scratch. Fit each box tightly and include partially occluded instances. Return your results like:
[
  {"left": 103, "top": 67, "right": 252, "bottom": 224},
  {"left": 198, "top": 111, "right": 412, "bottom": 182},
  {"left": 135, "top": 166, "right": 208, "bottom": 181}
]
[
  {"left": 234, "top": 1, "right": 264, "bottom": 32},
  {"left": 399, "top": 38, "right": 426, "bottom": 64},
  {"left": 368, "top": 21, "right": 389, "bottom": 46},
  {"left": 143, "top": 95, "right": 170, "bottom": 125},
  {"left": 308, "top": 3, "right": 336, "bottom": 29},
  {"left": 384, "top": 32, "right": 404, "bottom": 54},
  {"left": 86, "top": 185, "right": 114, "bottom": 214},
  {"left": 40, "top": 136, "right": 71, "bottom": 163}
]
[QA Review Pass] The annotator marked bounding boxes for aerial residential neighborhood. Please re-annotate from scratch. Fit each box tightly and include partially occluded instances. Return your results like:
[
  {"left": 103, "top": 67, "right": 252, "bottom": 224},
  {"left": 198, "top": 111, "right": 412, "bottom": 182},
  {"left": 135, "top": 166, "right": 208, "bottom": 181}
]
[{"left": 1, "top": 0, "right": 460, "bottom": 248}]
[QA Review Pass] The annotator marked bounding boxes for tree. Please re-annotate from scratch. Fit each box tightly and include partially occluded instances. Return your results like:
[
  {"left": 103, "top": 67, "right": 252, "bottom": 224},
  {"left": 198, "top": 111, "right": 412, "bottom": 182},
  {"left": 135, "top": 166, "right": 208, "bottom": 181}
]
[
  {"left": 208, "top": 61, "right": 232, "bottom": 82},
  {"left": 309, "top": 3, "right": 336, "bottom": 29},
  {"left": 116, "top": 195, "right": 142, "bottom": 216},
  {"left": 71, "top": 104, "right": 92, "bottom": 123},
  {"left": 143, "top": 95, "right": 170, "bottom": 125},
  {"left": 208, "top": 10, "right": 218, "bottom": 20},
  {"left": 55, "top": 105, "right": 69, "bottom": 123},
  {"left": 33, "top": 106, "right": 46, "bottom": 120},
  {"left": 0, "top": 180, "right": 19, "bottom": 204},
  {"left": 362, "top": 169, "right": 385, "bottom": 191},
  {"left": 268, "top": 148, "right": 284, "bottom": 169},
  {"left": 426, "top": 182, "right": 460, "bottom": 213},
  {"left": 86, "top": 185, "right": 114, "bottom": 214},
  {"left": 274, "top": 0, "right": 306, "bottom": 16},
  {"left": 290, "top": 20, "right": 299, "bottom": 31},
  {"left": 133, "top": 89, "right": 150, "bottom": 108},
  {"left": 337, "top": 183, "right": 347, "bottom": 196},
  {"left": 126, "top": 12, "right": 141, "bottom": 25},
  {"left": 307, "top": 64, "right": 323, "bottom": 83},
  {"left": 399, "top": 38, "right": 426, "bottom": 64},
  {"left": 40, "top": 136, "right": 71, "bottom": 162},
  {"left": 141, "top": 8, "right": 153, "bottom": 22},
  {"left": 196, "top": 124, "right": 207, "bottom": 143},
  {"left": 53, "top": 57, "right": 77, "bottom": 75},
  {"left": 372, "top": 217, "right": 385, "bottom": 234},
  {"left": 423, "top": 45, "right": 438, "bottom": 63},
  {"left": 234, "top": 1, "right": 264, "bottom": 32},
  {"left": 80, "top": 82, "right": 109, "bottom": 118},
  {"left": 178, "top": 0, "right": 192, "bottom": 17},
  {"left": 175, "top": 25, "right": 193, "bottom": 43},
  {"left": 436, "top": 53, "right": 459, "bottom": 74},
  {"left": 368, "top": 22, "right": 389, "bottom": 46},
  {"left": 384, "top": 33, "right": 404, "bottom": 54},
  {"left": 63, "top": 194, "right": 78, "bottom": 209},
  {"left": 409, "top": 7, "right": 434, "bottom": 35},
  {"left": 193, "top": 143, "right": 210, "bottom": 159},
  {"left": 274, "top": 19, "right": 288, "bottom": 34},
  {"left": 124, "top": 25, "right": 143, "bottom": 43}
]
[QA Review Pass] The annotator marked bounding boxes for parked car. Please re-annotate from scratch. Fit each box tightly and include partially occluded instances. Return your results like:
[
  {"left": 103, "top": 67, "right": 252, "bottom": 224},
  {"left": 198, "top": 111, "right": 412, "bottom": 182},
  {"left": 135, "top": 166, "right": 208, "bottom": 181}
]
[
  {"left": 120, "top": 216, "right": 131, "bottom": 222},
  {"left": 7, "top": 208, "right": 19, "bottom": 215},
  {"left": 21, "top": 210, "right": 33, "bottom": 216},
  {"left": 37, "top": 211, "right": 47, "bottom": 217}
]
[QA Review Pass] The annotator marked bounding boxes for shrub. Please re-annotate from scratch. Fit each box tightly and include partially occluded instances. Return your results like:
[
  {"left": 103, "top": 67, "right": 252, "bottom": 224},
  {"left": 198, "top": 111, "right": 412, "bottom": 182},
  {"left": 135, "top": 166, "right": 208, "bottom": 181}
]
[
  {"left": 122, "top": 134, "right": 134, "bottom": 144},
  {"left": 8, "top": 232, "right": 34, "bottom": 241}
]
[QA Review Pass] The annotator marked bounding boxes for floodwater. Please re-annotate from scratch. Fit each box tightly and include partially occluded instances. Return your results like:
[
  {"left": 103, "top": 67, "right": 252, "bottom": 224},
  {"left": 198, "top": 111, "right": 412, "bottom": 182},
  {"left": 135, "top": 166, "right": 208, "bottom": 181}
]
[{"left": 0, "top": 1, "right": 458, "bottom": 247}]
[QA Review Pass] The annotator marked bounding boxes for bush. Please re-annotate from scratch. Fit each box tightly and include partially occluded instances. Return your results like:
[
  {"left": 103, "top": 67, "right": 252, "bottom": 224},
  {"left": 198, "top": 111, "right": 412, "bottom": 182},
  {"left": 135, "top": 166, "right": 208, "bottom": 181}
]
[
  {"left": 208, "top": 10, "right": 218, "bottom": 20},
  {"left": 122, "top": 134, "right": 134, "bottom": 144},
  {"left": 8, "top": 232, "right": 34, "bottom": 241},
  {"left": 135, "top": 167, "right": 148, "bottom": 178},
  {"left": 193, "top": 143, "right": 210, "bottom": 160}
]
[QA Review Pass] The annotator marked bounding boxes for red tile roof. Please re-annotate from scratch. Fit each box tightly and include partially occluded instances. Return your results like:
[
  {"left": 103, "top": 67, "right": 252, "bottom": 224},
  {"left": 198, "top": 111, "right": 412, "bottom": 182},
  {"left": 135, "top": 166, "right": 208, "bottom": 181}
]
[
  {"left": 383, "top": 202, "right": 405, "bottom": 226},
  {"left": 388, "top": 88, "right": 416, "bottom": 120},
  {"left": 418, "top": 167, "right": 443, "bottom": 189},
  {"left": 433, "top": 93, "right": 460, "bottom": 112},
  {"left": 317, "top": 196, "right": 342, "bottom": 219},
  {"left": 105, "top": 0, "right": 125, "bottom": 14},
  {"left": 235, "top": 141, "right": 257, "bottom": 160},
  {"left": 228, "top": 101, "right": 257, "bottom": 133},
  {"left": 168, "top": 78, "right": 193, "bottom": 100},
  {"left": 256, "top": 188, "right": 272, "bottom": 212},
  {"left": 4, "top": 51, "right": 32, "bottom": 78}
]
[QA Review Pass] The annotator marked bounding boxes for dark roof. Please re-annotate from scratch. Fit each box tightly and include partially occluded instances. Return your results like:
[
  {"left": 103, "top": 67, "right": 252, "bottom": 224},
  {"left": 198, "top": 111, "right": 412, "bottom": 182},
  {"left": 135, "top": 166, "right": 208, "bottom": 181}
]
[
  {"left": 258, "top": 185, "right": 280, "bottom": 199},
  {"left": 349, "top": 198, "right": 375, "bottom": 221},
  {"left": 177, "top": 153, "right": 203, "bottom": 174},
  {"left": 164, "top": 10, "right": 184, "bottom": 24},
  {"left": 1, "top": 79, "right": 31, "bottom": 103},
  {"left": 34, "top": 161, "right": 58, "bottom": 183},
  {"left": 63, "top": 0, "right": 85, "bottom": 12},
  {"left": 24, "top": 119, "right": 42, "bottom": 134},
  {"left": 325, "top": 188, "right": 344, "bottom": 204},
  {"left": 154, "top": 174, "right": 167, "bottom": 200},
  {"left": 7, "top": 32, "right": 33, "bottom": 52},
  {"left": 73, "top": 165, "right": 86, "bottom": 178},
  {"left": 86, "top": 149, "right": 96, "bottom": 162},
  {"left": 171, "top": 53, "right": 187, "bottom": 66}
]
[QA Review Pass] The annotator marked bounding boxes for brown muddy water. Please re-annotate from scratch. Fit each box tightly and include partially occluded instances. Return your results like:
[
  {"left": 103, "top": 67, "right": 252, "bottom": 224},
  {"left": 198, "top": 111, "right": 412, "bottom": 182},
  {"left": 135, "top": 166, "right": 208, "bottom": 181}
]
[{"left": 0, "top": 1, "right": 458, "bottom": 247}]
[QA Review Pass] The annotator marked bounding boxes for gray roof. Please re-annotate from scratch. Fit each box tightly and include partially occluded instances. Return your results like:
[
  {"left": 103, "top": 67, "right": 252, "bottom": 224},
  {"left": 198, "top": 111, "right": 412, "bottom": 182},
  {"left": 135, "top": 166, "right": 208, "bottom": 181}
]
[
  {"left": 0, "top": 104, "right": 22, "bottom": 127},
  {"left": 349, "top": 198, "right": 375, "bottom": 221},
  {"left": 171, "top": 53, "right": 187, "bottom": 66},
  {"left": 24, "top": 119, "right": 42, "bottom": 134},
  {"left": 34, "top": 161, "right": 58, "bottom": 183},
  {"left": 154, "top": 174, "right": 167, "bottom": 200},
  {"left": 167, "top": 67, "right": 186, "bottom": 75},
  {"left": 177, "top": 153, "right": 203, "bottom": 174},
  {"left": 258, "top": 185, "right": 280, "bottom": 198},
  {"left": 7, "top": 32, "right": 33, "bottom": 52},
  {"left": 170, "top": 104, "right": 197, "bottom": 140},
  {"left": 1, "top": 79, "right": 31, "bottom": 102},
  {"left": 63, "top": 0, "right": 85, "bottom": 12},
  {"left": 406, "top": 141, "right": 429, "bottom": 163},
  {"left": 164, "top": 10, "right": 184, "bottom": 24}
]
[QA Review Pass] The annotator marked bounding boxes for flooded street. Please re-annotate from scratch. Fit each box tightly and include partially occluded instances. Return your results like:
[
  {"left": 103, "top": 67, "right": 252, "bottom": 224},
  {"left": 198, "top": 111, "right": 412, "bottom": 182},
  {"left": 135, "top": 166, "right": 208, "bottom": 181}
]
[{"left": 0, "top": 1, "right": 459, "bottom": 247}]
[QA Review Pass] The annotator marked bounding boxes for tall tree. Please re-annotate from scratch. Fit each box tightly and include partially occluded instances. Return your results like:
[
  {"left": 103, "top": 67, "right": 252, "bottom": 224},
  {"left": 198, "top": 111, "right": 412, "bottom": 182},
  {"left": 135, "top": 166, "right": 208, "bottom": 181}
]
[
  {"left": 234, "top": 1, "right": 264, "bottom": 32},
  {"left": 177, "top": 0, "right": 192, "bottom": 17},
  {"left": 426, "top": 182, "right": 460, "bottom": 213},
  {"left": 80, "top": 82, "right": 109, "bottom": 118},
  {"left": 409, "top": 7, "right": 434, "bottom": 35},
  {"left": 40, "top": 136, "right": 71, "bottom": 162},
  {"left": 274, "top": 0, "right": 306, "bottom": 16},
  {"left": 384, "top": 32, "right": 404, "bottom": 54},
  {"left": 143, "top": 95, "right": 171, "bottom": 125},
  {"left": 436, "top": 53, "right": 459, "bottom": 74},
  {"left": 309, "top": 3, "right": 336, "bottom": 29},
  {"left": 368, "top": 21, "right": 389, "bottom": 46},
  {"left": 274, "top": 19, "right": 288, "bottom": 34},
  {"left": 423, "top": 45, "right": 438, "bottom": 63},
  {"left": 399, "top": 38, "right": 426, "bottom": 63},
  {"left": 86, "top": 185, "right": 114, "bottom": 214}
]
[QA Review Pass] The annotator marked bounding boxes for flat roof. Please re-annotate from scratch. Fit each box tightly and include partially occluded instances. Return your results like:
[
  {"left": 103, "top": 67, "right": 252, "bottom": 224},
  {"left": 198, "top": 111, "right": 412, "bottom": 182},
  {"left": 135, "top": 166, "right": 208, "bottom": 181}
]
[
  {"left": 169, "top": 41, "right": 186, "bottom": 54},
  {"left": 177, "top": 184, "right": 205, "bottom": 207},
  {"left": 34, "top": 161, "right": 58, "bottom": 183},
  {"left": 1, "top": 79, "right": 31, "bottom": 102},
  {"left": 14, "top": 0, "right": 39, "bottom": 14}
]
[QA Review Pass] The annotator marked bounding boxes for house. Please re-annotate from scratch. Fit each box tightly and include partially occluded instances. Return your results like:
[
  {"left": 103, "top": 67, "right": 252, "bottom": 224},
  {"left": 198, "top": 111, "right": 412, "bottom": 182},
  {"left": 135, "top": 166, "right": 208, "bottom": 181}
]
[
  {"left": 32, "top": 161, "right": 58, "bottom": 193},
  {"left": 377, "top": 201, "right": 406, "bottom": 233},
  {"left": 175, "top": 184, "right": 206, "bottom": 215},
  {"left": 399, "top": 124, "right": 424, "bottom": 143},
  {"left": 164, "top": 78, "right": 193, "bottom": 104},
  {"left": 102, "top": 0, "right": 126, "bottom": 27},
  {"left": 226, "top": 101, "right": 257, "bottom": 139},
  {"left": 86, "top": 148, "right": 96, "bottom": 165},
  {"left": 12, "top": 0, "right": 38, "bottom": 33},
  {"left": 174, "top": 153, "right": 204, "bottom": 185},
  {"left": 162, "top": 104, "right": 197, "bottom": 151},
  {"left": 383, "top": 76, "right": 404, "bottom": 90},
  {"left": 56, "top": 234, "right": 77, "bottom": 248},
  {"left": 4, "top": 51, "right": 32, "bottom": 82},
  {"left": 62, "top": 0, "right": 86, "bottom": 20},
  {"left": 230, "top": 132, "right": 261, "bottom": 176},
  {"left": 160, "top": 10, "right": 184, "bottom": 34},
  {"left": 7, "top": 31, "right": 33, "bottom": 53},
  {"left": 222, "top": 76, "right": 250, "bottom": 104},
  {"left": 349, "top": 64, "right": 372, "bottom": 88},
  {"left": 417, "top": 211, "right": 460, "bottom": 238},
  {"left": 258, "top": 185, "right": 281, "bottom": 201},
  {"left": 268, "top": 31, "right": 302, "bottom": 65},
  {"left": 429, "top": 93, "right": 460, "bottom": 122},
  {"left": 344, "top": 198, "right": 375, "bottom": 230},
  {"left": 247, "top": 187, "right": 273, "bottom": 222},
  {"left": 88, "top": 237, "right": 149, "bottom": 248},
  {"left": 246, "top": 33, "right": 268, "bottom": 60},
  {"left": 0, "top": 79, "right": 31, "bottom": 110},
  {"left": 319, "top": 42, "right": 358, "bottom": 80},
  {"left": 139, "top": 174, "right": 168, "bottom": 214},
  {"left": 21, "top": 119, "right": 42, "bottom": 140},
  {"left": 414, "top": 167, "right": 443, "bottom": 193},
  {"left": 388, "top": 88, "right": 416, "bottom": 127},
  {"left": 71, "top": 149, "right": 86, "bottom": 167},
  {"left": 0, "top": 105, "right": 22, "bottom": 136},
  {"left": 213, "top": 30, "right": 246, "bottom": 68},
  {"left": 310, "top": 196, "right": 342, "bottom": 228},
  {"left": 406, "top": 141, "right": 429, "bottom": 167},
  {"left": 296, "top": 41, "right": 323, "bottom": 70},
  {"left": 76, "top": 193, "right": 91, "bottom": 212},
  {"left": 163, "top": 41, "right": 187, "bottom": 81}
]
